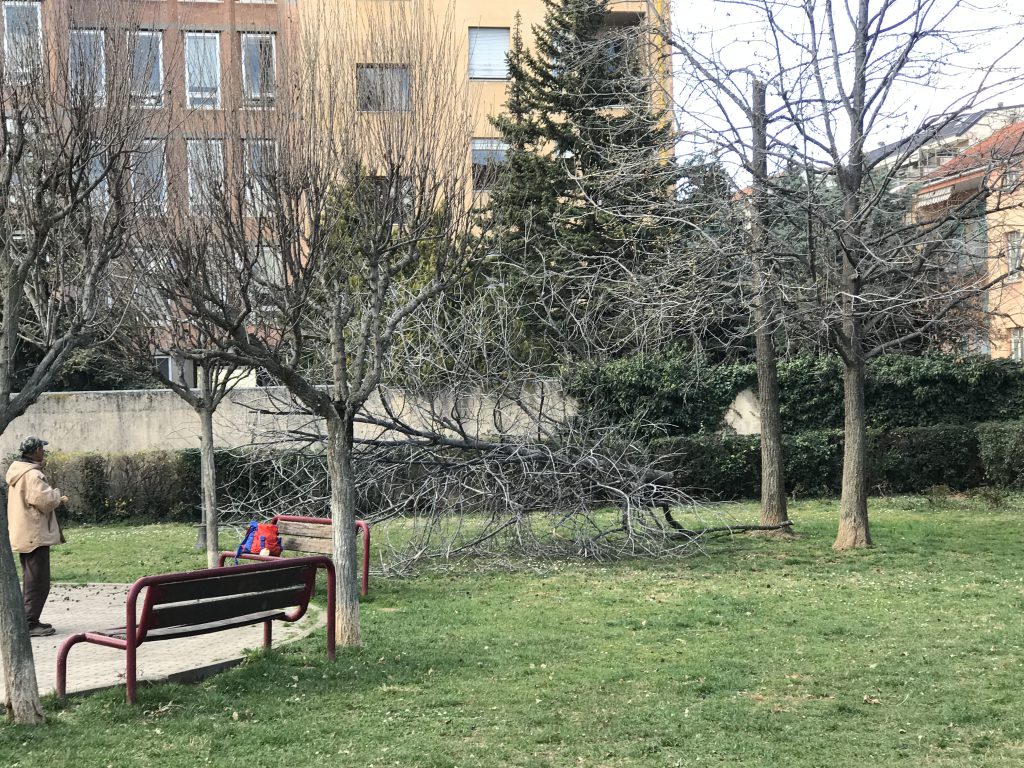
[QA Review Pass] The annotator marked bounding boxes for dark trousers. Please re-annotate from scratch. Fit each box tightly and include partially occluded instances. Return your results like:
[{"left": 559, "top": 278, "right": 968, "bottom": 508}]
[{"left": 19, "top": 547, "right": 50, "bottom": 623}]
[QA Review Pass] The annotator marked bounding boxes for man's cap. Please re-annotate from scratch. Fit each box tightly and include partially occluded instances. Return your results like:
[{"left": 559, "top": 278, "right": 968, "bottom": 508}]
[{"left": 19, "top": 437, "right": 48, "bottom": 455}]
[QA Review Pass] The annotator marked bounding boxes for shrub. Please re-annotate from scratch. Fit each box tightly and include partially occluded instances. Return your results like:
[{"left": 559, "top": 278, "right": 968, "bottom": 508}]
[
  {"left": 976, "top": 421, "right": 1024, "bottom": 488},
  {"left": 783, "top": 429, "right": 843, "bottom": 497},
  {"left": 866, "top": 424, "right": 982, "bottom": 494},
  {"left": 652, "top": 422, "right": 982, "bottom": 500},
  {"left": 46, "top": 450, "right": 200, "bottom": 524},
  {"left": 571, "top": 352, "right": 1024, "bottom": 436},
  {"left": 650, "top": 434, "right": 760, "bottom": 499},
  {"left": 566, "top": 354, "right": 756, "bottom": 436}
]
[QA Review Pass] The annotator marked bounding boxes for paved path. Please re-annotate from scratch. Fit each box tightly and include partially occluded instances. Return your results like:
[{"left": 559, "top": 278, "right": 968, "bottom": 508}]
[{"left": 0, "top": 583, "right": 325, "bottom": 702}]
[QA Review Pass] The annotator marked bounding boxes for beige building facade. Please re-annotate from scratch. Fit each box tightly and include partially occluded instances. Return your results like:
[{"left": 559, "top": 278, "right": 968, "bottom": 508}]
[
  {"left": 913, "top": 121, "right": 1024, "bottom": 360},
  {"left": 308, "top": 0, "right": 670, "bottom": 191}
]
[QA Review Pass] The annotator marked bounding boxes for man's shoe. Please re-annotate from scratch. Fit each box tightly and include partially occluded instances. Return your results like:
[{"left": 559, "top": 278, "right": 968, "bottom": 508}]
[
  {"left": 35, "top": 621, "right": 52, "bottom": 630},
  {"left": 28, "top": 622, "right": 55, "bottom": 637}
]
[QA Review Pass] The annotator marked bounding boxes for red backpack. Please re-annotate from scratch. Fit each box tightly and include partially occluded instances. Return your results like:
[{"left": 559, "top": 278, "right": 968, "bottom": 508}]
[
  {"left": 236, "top": 521, "right": 283, "bottom": 561},
  {"left": 251, "top": 522, "right": 282, "bottom": 556}
]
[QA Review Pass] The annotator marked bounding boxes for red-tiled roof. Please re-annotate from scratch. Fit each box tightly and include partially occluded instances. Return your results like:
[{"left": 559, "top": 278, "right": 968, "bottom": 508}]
[{"left": 924, "top": 121, "right": 1024, "bottom": 182}]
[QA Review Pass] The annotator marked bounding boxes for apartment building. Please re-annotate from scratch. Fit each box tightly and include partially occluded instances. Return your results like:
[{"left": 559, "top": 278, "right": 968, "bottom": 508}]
[
  {"left": 912, "top": 121, "right": 1024, "bottom": 360},
  {"left": 867, "top": 104, "right": 1024, "bottom": 193},
  {"left": 445, "top": 0, "right": 669, "bottom": 191},
  {"left": 3, "top": 0, "right": 667, "bottom": 208},
  {"left": 305, "top": 0, "right": 669, "bottom": 193},
  {"left": 0, "top": 0, "right": 667, "bottom": 384},
  {"left": 1, "top": 0, "right": 296, "bottom": 201}
]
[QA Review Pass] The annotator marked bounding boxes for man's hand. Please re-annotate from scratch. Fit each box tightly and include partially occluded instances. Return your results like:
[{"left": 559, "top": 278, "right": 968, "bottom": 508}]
[{"left": 59, "top": 495, "right": 69, "bottom": 504}]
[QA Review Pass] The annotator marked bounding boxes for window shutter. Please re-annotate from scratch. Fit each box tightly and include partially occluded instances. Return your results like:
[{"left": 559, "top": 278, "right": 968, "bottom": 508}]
[{"left": 468, "top": 28, "right": 509, "bottom": 80}]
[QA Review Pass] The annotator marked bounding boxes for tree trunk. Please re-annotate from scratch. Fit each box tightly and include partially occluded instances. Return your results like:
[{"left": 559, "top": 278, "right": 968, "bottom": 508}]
[
  {"left": 198, "top": 404, "right": 219, "bottom": 569},
  {"left": 326, "top": 413, "right": 362, "bottom": 647},
  {"left": 835, "top": 356, "right": 872, "bottom": 550},
  {"left": 750, "top": 79, "right": 790, "bottom": 533},
  {"left": 755, "top": 327, "right": 789, "bottom": 530},
  {"left": 0, "top": 509, "right": 43, "bottom": 724}
]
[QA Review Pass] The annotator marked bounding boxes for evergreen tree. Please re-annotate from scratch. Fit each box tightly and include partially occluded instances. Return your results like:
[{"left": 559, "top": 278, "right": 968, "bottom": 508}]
[{"left": 487, "top": 1, "right": 677, "bottom": 359}]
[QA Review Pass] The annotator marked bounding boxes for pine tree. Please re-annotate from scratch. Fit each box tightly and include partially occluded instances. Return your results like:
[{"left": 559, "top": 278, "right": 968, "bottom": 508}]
[{"left": 487, "top": 0, "right": 677, "bottom": 359}]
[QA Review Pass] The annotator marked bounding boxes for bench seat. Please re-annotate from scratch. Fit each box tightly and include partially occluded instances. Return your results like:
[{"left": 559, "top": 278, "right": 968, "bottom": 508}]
[{"left": 56, "top": 556, "right": 335, "bottom": 703}]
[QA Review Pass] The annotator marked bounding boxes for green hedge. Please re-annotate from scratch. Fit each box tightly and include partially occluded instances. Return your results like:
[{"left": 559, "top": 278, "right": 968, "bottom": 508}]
[
  {"left": 15, "top": 419, "right": 1024, "bottom": 519},
  {"left": 976, "top": 421, "right": 1024, "bottom": 488},
  {"left": 44, "top": 450, "right": 201, "bottom": 524},
  {"left": 652, "top": 422, "right": 984, "bottom": 499},
  {"left": 571, "top": 353, "right": 1024, "bottom": 436},
  {"left": 36, "top": 449, "right": 334, "bottom": 525}
]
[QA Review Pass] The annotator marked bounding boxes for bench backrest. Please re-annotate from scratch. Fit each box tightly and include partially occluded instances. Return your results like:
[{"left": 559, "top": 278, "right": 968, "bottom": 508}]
[
  {"left": 135, "top": 559, "right": 318, "bottom": 642},
  {"left": 277, "top": 517, "right": 333, "bottom": 555}
]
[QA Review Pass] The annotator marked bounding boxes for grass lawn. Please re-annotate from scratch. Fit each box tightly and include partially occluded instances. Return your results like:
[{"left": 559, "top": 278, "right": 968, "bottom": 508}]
[{"left": 3, "top": 494, "right": 1024, "bottom": 767}]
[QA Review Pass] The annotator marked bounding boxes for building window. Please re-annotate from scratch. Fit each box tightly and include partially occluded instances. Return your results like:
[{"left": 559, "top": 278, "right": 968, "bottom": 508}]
[
  {"left": 86, "top": 151, "right": 108, "bottom": 207},
  {"left": 244, "top": 138, "right": 276, "bottom": 214},
  {"left": 1008, "top": 231, "right": 1022, "bottom": 276},
  {"left": 187, "top": 139, "right": 224, "bottom": 214},
  {"left": 155, "top": 355, "right": 198, "bottom": 388},
  {"left": 1004, "top": 170, "right": 1021, "bottom": 192},
  {"left": 471, "top": 138, "right": 507, "bottom": 190},
  {"left": 1012, "top": 328, "right": 1024, "bottom": 362},
  {"left": 132, "top": 140, "right": 166, "bottom": 213},
  {"left": 468, "top": 28, "right": 509, "bottom": 80},
  {"left": 368, "top": 175, "right": 413, "bottom": 226},
  {"left": 185, "top": 32, "right": 220, "bottom": 109},
  {"left": 356, "top": 64, "right": 410, "bottom": 112},
  {"left": 253, "top": 244, "right": 283, "bottom": 293},
  {"left": 130, "top": 31, "right": 163, "bottom": 107},
  {"left": 241, "top": 32, "right": 276, "bottom": 107},
  {"left": 3, "top": 1, "right": 42, "bottom": 84},
  {"left": 69, "top": 29, "right": 104, "bottom": 104}
]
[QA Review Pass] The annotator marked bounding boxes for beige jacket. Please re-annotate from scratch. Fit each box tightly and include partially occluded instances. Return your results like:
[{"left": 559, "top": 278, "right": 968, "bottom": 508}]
[{"left": 6, "top": 460, "right": 62, "bottom": 553}]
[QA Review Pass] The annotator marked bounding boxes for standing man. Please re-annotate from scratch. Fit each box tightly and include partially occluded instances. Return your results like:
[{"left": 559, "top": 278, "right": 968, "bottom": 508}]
[{"left": 6, "top": 437, "right": 67, "bottom": 637}]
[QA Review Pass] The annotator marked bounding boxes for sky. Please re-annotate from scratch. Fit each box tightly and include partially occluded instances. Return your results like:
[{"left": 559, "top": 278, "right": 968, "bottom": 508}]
[{"left": 666, "top": 0, "right": 1024, "bottom": 163}]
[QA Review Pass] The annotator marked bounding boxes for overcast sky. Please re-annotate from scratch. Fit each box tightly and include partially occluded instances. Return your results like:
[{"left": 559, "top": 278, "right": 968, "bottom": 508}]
[{"left": 667, "top": 0, "right": 1024, "bottom": 157}]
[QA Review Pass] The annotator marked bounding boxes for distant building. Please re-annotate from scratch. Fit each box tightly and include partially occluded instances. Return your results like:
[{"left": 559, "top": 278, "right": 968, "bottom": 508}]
[
  {"left": 868, "top": 105, "right": 1024, "bottom": 192},
  {"left": 912, "top": 121, "right": 1024, "bottom": 360}
]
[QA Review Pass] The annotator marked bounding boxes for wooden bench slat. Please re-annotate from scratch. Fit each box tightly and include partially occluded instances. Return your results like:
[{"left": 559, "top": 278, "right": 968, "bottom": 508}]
[
  {"left": 279, "top": 536, "right": 333, "bottom": 555},
  {"left": 147, "top": 585, "right": 310, "bottom": 630},
  {"left": 149, "top": 566, "right": 310, "bottom": 603},
  {"left": 146, "top": 610, "right": 289, "bottom": 640},
  {"left": 95, "top": 609, "right": 289, "bottom": 642},
  {"left": 277, "top": 520, "right": 334, "bottom": 540}
]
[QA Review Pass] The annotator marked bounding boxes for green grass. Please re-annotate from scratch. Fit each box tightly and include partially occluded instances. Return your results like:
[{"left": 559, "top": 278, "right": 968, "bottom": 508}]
[
  {"left": 57, "top": 522, "right": 208, "bottom": 583},
  {"left": 5, "top": 493, "right": 1024, "bottom": 767}
]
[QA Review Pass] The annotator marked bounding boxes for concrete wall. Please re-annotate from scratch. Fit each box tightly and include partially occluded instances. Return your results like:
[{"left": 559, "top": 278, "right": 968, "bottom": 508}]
[
  {"left": 0, "top": 384, "right": 574, "bottom": 456},
  {"left": 4, "top": 383, "right": 759, "bottom": 455}
]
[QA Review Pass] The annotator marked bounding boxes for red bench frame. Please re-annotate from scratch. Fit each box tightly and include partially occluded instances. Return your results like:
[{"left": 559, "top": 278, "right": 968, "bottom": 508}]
[{"left": 56, "top": 556, "right": 335, "bottom": 704}]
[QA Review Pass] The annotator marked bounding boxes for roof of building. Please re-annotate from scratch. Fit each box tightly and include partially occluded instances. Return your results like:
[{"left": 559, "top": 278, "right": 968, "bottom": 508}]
[
  {"left": 865, "top": 106, "right": 1022, "bottom": 167},
  {"left": 920, "top": 120, "right": 1024, "bottom": 187}
]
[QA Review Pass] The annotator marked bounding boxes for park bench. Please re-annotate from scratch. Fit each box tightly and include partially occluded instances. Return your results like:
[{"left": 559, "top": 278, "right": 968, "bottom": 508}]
[
  {"left": 56, "top": 556, "right": 335, "bottom": 704},
  {"left": 220, "top": 515, "right": 370, "bottom": 597}
]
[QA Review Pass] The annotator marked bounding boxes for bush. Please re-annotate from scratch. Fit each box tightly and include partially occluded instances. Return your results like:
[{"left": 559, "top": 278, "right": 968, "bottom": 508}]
[
  {"left": 976, "top": 421, "right": 1024, "bottom": 488},
  {"left": 866, "top": 424, "right": 982, "bottom": 494},
  {"left": 572, "top": 352, "right": 1024, "bottom": 435},
  {"left": 566, "top": 354, "right": 756, "bottom": 436},
  {"left": 651, "top": 433, "right": 760, "bottom": 499},
  {"left": 46, "top": 451, "right": 200, "bottom": 524},
  {"left": 783, "top": 429, "right": 843, "bottom": 497},
  {"left": 652, "top": 422, "right": 982, "bottom": 500}
]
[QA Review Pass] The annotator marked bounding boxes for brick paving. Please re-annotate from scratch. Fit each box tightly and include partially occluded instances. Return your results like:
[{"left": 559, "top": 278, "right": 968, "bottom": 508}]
[{"left": 0, "top": 582, "right": 325, "bottom": 701}]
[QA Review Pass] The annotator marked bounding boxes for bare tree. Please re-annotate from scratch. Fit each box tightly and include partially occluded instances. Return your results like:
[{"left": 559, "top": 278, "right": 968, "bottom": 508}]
[
  {"left": 672, "top": 0, "right": 1024, "bottom": 549},
  {"left": 112, "top": 283, "right": 247, "bottom": 569},
  {"left": 0, "top": 1, "right": 154, "bottom": 724},
  {"left": 135, "top": 0, "right": 483, "bottom": 646}
]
